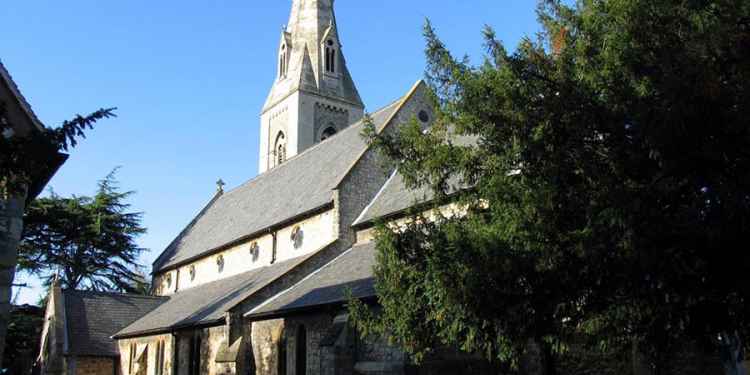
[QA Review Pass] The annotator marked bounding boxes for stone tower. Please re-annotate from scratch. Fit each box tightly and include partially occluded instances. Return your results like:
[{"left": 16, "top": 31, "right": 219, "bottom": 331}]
[{"left": 259, "top": 0, "right": 364, "bottom": 173}]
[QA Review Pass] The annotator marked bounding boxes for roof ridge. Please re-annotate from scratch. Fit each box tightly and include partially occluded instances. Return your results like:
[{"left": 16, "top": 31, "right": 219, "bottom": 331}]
[
  {"left": 332, "top": 79, "right": 425, "bottom": 190},
  {"left": 221, "top": 97, "right": 404, "bottom": 197},
  {"left": 63, "top": 289, "right": 169, "bottom": 300}
]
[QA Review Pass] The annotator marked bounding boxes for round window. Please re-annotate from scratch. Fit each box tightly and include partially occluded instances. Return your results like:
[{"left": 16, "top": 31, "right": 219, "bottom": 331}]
[
  {"left": 216, "top": 255, "right": 225, "bottom": 273},
  {"left": 291, "top": 226, "right": 304, "bottom": 249},
  {"left": 250, "top": 242, "right": 260, "bottom": 262},
  {"left": 418, "top": 110, "right": 430, "bottom": 123}
]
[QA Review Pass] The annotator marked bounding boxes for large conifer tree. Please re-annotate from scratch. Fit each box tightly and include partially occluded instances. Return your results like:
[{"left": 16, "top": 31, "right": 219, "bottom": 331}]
[
  {"left": 18, "top": 170, "right": 147, "bottom": 292},
  {"left": 352, "top": 1, "right": 750, "bottom": 374}
]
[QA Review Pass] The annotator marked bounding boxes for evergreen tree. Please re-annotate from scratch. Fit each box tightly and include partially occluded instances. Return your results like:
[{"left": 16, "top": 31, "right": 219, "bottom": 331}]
[
  {"left": 1, "top": 101, "right": 115, "bottom": 365},
  {"left": 18, "top": 170, "right": 147, "bottom": 293},
  {"left": 351, "top": 1, "right": 750, "bottom": 374}
]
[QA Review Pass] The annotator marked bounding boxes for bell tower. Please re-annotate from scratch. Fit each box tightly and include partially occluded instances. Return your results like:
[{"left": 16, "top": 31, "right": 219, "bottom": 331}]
[{"left": 259, "top": 0, "right": 364, "bottom": 173}]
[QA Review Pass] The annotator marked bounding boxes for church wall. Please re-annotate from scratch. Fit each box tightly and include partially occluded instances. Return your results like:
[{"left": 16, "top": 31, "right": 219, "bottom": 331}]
[
  {"left": 248, "top": 312, "right": 412, "bottom": 375},
  {"left": 72, "top": 357, "right": 116, "bottom": 375},
  {"left": 249, "top": 319, "right": 285, "bottom": 375},
  {"left": 117, "top": 333, "right": 172, "bottom": 375},
  {"left": 154, "top": 209, "right": 336, "bottom": 296},
  {"left": 355, "top": 202, "right": 477, "bottom": 245},
  {"left": 296, "top": 93, "right": 364, "bottom": 151},
  {"left": 336, "top": 83, "right": 435, "bottom": 246}
]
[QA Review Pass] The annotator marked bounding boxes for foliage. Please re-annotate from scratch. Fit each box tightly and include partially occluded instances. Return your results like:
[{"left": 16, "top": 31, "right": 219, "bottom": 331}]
[
  {"left": 18, "top": 170, "right": 148, "bottom": 293},
  {"left": 351, "top": 0, "right": 750, "bottom": 373},
  {"left": 1, "top": 305, "right": 43, "bottom": 374},
  {"left": 0, "top": 100, "right": 116, "bottom": 196}
]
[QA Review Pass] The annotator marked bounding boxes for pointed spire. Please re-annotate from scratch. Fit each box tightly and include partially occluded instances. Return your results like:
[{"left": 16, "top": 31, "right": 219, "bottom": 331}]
[{"left": 263, "top": 0, "right": 362, "bottom": 112}]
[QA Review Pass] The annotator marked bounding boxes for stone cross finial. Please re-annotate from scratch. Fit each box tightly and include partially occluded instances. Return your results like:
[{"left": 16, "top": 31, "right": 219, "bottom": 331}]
[{"left": 216, "top": 179, "right": 226, "bottom": 193}]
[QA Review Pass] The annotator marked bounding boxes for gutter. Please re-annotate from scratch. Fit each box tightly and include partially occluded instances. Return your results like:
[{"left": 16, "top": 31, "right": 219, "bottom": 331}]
[
  {"left": 112, "top": 318, "right": 225, "bottom": 341},
  {"left": 245, "top": 295, "right": 378, "bottom": 322}
]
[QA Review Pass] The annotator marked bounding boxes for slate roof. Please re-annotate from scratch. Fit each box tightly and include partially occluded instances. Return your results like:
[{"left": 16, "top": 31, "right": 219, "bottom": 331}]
[
  {"left": 353, "top": 134, "right": 476, "bottom": 227},
  {"left": 247, "top": 242, "right": 377, "bottom": 319},
  {"left": 117, "top": 254, "right": 315, "bottom": 338},
  {"left": 353, "top": 170, "right": 433, "bottom": 227},
  {"left": 63, "top": 290, "right": 167, "bottom": 357},
  {"left": 152, "top": 99, "right": 403, "bottom": 273}
]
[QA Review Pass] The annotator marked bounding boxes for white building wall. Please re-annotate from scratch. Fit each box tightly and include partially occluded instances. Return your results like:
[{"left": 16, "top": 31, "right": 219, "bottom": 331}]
[{"left": 155, "top": 209, "right": 337, "bottom": 295}]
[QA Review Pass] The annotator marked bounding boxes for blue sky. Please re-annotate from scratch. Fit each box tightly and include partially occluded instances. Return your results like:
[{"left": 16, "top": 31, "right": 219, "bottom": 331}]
[{"left": 4, "top": 1, "right": 542, "bottom": 304}]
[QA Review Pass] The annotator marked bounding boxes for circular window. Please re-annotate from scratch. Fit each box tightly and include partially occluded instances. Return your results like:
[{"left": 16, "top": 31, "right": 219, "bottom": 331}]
[
  {"left": 189, "top": 265, "right": 196, "bottom": 281},
  {"left": 216, "top": 255, "right": 225, "bottom": 273},
  {"left": 418, "top": 110, "right": 430, "bottom": 123},
  {"left": 327, "top": 39, "right": 334, "bottom": 46},
  {"left": 291, "top": 226, "right": 304, "bottom": 249}
]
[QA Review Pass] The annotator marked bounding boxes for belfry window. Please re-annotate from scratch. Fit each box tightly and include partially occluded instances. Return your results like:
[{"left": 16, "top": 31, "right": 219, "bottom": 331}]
[
  {"left": 275, "top": 132, "right": 287, "bottom": 166},
  {"left": 325, "top": 40, "right": 336, "bottom": 73},
  {"left": 279, "top": 44, "right": 288, "bottom": 79}
]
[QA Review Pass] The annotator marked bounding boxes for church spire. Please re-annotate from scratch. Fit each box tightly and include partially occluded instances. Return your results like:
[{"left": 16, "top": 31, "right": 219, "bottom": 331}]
[
  {"left": 263, "top": 0, "right": 362, "bottom": 111},
  {"left": 258, "top": 0, "right": 365, "bottom": 174}
]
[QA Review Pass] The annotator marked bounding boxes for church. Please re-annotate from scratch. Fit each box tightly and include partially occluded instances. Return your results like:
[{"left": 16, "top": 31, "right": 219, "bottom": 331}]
[{"left": 36, "top": 1, "right": 492, "bottom": 374}]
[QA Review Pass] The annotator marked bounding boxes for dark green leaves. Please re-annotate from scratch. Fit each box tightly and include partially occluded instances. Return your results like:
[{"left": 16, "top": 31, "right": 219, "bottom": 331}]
[
  {"left": 352, "top": 0, "right": 750, "bottom": 372},
  {"left": 18, "top": 170, "right": 148, "bottom": 294}
]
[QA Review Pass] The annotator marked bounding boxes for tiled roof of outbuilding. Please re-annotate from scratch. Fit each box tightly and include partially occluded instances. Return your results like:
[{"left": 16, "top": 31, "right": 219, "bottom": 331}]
[
  {"left": 117, "top": 254, "right": 315, "bottom": 338},
  {"left": 152, "top": 99, "right": 403, "bottom": 273},
  {"left": 63, "top": 290, "right": 167, "bottom": 357},
  {"left": 246, "top": 242, "right": 377, "bottom": 319}
]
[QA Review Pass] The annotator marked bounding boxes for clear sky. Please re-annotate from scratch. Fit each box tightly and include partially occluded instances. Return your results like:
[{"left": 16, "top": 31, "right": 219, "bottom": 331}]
[{"left": 4, "top": 0, "right": 542, "bottom": 305}]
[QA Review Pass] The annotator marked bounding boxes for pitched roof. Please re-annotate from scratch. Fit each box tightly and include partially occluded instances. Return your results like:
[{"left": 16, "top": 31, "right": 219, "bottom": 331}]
[
  {"left": 0, "top": 59, "right": 44, "bottom": 132},
  {"left": 62, "top": 290, "right": 167, "bottom": 357},
  {"left": 246, "top": 242, "right": 377, "bottom": 319},
  {"left": 353, "top": 170, "right": 434, "bottom": 227},
  {"left": 152, "top": 100, "right": 402, "bottom": 273},
  {"left": 117, "top": 254, "right": 314, "bottom": 338},
  {"left": 353, "top": 133, "right": 476, "bottom": 227}
]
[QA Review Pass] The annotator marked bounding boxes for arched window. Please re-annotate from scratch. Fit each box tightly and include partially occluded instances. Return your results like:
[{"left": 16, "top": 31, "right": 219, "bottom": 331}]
[
  {"left": 325, "top": 40, "right": 336, "bottom": 73},
  {"left": 320, "top": 126, "right": 337, "bottom": 141},
  {"left": 274, "top": 132, "right": 287, "bottom": 166},
  {"left": 296, "top": 325, "right": 307, "bottom": 375},
  {"left": 279, "top": 44, "right": 288, "bottom": 79}
]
